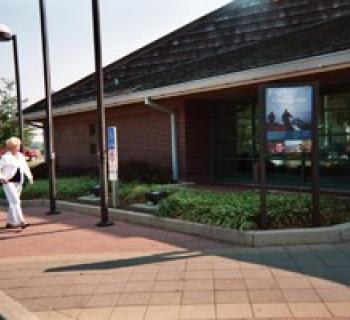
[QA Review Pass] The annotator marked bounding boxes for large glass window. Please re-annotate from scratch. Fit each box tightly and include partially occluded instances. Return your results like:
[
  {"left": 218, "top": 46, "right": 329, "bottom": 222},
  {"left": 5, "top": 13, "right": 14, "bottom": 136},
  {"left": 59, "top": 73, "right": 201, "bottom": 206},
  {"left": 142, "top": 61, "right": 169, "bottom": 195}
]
[
  {"left": 213, "top": 92, "right": 350, "bottom": 190},
  {"left": 319, "top": 93, "right": 350, "bottom": 188}
]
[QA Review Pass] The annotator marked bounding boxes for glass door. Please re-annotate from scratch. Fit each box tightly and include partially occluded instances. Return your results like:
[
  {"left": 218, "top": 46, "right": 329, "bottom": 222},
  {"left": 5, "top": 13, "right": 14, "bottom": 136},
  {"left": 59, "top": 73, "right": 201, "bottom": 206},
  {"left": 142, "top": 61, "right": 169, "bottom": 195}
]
[{"left": 213, "top": 102, "right": 257, "bottom": 183}]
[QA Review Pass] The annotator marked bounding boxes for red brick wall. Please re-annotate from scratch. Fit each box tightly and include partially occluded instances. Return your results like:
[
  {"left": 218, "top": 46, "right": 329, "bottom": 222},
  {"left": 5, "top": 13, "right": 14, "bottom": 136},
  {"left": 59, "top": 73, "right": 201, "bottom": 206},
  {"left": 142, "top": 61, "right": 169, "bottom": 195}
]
[
  {"left": 106, "top": 104, "right": 171, "bottom": 165},
  {"left": 53, "top": 100, "right": 187, "bottom": 173},
  {"left": 50, "top": 98, "right": 212, "bottom": 181},
  {"left": 54, "top": 111, "right": 96, "bottom": 169},
  {"left": 184, "top": 101, "right": 212, "bottom": 182}
]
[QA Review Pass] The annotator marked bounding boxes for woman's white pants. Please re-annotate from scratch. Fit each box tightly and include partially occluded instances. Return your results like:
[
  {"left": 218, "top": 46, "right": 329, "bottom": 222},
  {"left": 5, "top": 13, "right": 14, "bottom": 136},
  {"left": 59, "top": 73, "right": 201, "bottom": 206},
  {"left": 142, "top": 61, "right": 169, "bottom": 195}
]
[{"left": 3, "top": 183, "right": 25, "bottom": 225}]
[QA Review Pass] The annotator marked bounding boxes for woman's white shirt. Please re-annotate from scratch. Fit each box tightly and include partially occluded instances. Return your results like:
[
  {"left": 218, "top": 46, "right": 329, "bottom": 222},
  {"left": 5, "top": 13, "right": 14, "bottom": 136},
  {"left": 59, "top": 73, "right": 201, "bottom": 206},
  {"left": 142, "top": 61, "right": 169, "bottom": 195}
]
[{"left": 0, "top": 151, "right": 33, "bottom": 184}]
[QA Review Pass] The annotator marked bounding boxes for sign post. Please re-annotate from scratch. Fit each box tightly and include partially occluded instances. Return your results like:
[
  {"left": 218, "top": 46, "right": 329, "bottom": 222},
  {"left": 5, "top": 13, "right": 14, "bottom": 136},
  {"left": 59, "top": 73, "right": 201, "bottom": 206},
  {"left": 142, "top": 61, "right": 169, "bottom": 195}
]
[
  {"left": 108, "top": 127, "right": 119, "bottom": 208},
  {"left": 260, "top": 83, "right": 320, "bottom": 228},
  {"left": 259, "top": 86, "right": 268, "bottom": 229},
  {"left": 311, "top": 84, "right": 320, "bottom": 226}
]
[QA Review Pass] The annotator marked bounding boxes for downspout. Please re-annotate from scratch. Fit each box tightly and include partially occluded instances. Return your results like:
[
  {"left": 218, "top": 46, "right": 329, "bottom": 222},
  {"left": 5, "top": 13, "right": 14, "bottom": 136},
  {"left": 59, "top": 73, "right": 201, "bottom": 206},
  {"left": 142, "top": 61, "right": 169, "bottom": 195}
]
[{"left": 144, "top": 97, "right": 179, "bottom": 181}]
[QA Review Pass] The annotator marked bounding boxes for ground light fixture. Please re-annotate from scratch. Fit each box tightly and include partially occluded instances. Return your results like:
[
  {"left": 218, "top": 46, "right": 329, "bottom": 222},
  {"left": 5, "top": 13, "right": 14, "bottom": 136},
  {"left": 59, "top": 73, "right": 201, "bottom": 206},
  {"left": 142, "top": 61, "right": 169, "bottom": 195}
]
[
  {"left": 38, "top": 0, "right": 60, "bottom": 215},
  {"left": 0, "top": 23, "right": 24, "bottom": 151}
]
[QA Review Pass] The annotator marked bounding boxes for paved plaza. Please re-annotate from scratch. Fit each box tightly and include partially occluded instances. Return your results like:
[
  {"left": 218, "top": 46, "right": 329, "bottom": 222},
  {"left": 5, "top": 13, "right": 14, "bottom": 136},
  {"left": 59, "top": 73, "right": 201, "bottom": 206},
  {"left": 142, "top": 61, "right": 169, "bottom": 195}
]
[{"left": 0, "top": 207, "right": 350, "bottom": 319}]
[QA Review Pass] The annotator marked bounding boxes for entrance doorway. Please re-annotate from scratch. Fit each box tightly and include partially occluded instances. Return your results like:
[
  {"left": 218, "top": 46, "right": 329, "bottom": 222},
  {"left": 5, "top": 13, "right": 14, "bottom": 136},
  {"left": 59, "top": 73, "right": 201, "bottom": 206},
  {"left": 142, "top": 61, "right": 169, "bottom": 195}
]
[{"left": 213, "top": 102, "right": 257, "bottom": 183}]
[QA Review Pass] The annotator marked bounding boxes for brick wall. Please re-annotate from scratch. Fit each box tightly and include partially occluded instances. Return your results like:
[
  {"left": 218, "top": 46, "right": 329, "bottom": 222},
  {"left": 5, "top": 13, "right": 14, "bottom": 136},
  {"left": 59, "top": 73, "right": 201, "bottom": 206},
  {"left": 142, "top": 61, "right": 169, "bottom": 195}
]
[
  {"left": 106, "top": 104, "right": 171, "bottom": 166},
  {"left": 52, "top": 100, "right": 186, "bottom": 174},
  {"left": 54, "top": 111, "right": 96, "bottom": 169},
  {"left": 184, "top": 101, "right": 212, "bottom": 182}
]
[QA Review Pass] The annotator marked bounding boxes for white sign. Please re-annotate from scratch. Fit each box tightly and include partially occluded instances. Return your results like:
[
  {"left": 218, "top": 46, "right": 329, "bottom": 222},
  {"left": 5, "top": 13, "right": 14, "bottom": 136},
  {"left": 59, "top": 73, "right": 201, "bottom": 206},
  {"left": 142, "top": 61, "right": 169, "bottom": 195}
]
[{"left": 108, "top": 127, "right": 118, "bottom": 181}]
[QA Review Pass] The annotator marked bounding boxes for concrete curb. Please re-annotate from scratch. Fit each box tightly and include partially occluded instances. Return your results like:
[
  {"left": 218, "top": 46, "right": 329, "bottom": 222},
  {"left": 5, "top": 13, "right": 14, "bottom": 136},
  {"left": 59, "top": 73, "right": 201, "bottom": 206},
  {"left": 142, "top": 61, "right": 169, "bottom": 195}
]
[
  {"left": 1, "top": 199, "right": 350, "bottom": 247},
  {"left": 56, "top": 200, "right": 253, "bottom": 246},
  {"left": 0, "top": 290, "right": 38, "bottom": 320}
]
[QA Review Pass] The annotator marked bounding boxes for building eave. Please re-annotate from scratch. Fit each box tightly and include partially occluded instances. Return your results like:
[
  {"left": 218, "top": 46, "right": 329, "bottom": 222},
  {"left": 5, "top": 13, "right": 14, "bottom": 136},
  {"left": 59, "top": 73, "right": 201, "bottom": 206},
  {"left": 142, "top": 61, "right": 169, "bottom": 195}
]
[{"left": 24, "top": 48, "right": 350, "bottom": 121}]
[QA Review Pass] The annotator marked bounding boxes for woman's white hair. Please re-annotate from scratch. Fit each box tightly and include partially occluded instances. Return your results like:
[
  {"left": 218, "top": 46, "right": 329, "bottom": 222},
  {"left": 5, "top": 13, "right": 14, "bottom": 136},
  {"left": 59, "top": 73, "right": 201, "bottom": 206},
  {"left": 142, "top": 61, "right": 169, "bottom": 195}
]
[{"left": 5, "top": 137, "right": 21, "bottom": 150}]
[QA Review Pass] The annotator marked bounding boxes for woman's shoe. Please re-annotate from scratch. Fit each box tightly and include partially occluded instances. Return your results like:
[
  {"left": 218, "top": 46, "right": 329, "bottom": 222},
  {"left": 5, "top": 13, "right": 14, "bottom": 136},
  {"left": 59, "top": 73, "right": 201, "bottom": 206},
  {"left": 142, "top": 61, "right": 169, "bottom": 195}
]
[
  {"left": 21, "top": 223, "right": 29, "bottom": 229},
  {"left": 5, "top": 223, "right": 16, "bottom": 229}
]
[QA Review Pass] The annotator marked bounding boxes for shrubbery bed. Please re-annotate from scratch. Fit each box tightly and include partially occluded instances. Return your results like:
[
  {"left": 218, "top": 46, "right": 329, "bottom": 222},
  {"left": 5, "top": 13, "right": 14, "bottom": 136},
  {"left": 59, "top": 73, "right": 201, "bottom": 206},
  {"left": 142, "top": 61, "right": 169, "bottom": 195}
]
[
  {"left": 0, "top": 176, "right": 98, "bottom": 200},
  {"left": 157, "top": 189, "right": 350, "bottom": 230},
  {"left": 1, "top": 176, "right": 349, "bottom": 230}
]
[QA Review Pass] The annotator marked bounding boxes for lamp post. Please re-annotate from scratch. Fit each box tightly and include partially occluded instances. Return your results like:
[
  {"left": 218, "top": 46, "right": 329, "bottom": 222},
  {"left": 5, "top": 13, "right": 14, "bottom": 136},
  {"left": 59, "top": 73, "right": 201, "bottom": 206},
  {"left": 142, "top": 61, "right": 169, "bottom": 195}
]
[
  {"left": 38, "top": 0, "right": 60, "bottom": 215},
  {"left": 91, "top": 0, "right": 113, "bottom": 227},
  {"left": 0, "top": 24, "right": 24, "bottom": 150}
]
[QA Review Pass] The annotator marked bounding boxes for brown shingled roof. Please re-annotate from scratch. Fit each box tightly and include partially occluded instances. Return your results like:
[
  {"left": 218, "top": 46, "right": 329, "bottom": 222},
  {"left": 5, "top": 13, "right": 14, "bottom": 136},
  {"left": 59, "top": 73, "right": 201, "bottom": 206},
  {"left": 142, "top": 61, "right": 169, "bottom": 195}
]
[{"left": 25, "top": 0, "right": 350, "bottom": 114}]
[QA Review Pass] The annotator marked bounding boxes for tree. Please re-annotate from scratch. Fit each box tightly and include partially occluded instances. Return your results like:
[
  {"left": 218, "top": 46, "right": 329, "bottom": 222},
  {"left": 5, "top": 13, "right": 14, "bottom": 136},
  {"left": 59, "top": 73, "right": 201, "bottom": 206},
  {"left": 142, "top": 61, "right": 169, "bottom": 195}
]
[{"left": 0, "top": 78, "right": 34, "bottom": 147}]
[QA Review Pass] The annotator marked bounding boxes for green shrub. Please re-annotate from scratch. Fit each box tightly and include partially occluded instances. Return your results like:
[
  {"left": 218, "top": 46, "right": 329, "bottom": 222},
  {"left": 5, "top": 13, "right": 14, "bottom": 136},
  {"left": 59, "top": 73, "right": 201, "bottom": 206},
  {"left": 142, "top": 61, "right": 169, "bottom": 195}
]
[
  {"left": 1, "top": 176, "right": 349, "bottom": 231},
  {"left": 158, "top": 190, "right": 259, "bottom": 230},
  {"left": 0, "top": 176, "right": 98, "bottom": 200},
  {"left": 119, "top": 161, "right": 172, "bottom": 184},
  {"left": 158, "top": 190, "right": 350, "bottom": 230},
  {"left": 118, "top": 182, "right": 150, "bottom": 205},
  {"left": 118, "top": 182, "right": 176, "bottom": 205}
]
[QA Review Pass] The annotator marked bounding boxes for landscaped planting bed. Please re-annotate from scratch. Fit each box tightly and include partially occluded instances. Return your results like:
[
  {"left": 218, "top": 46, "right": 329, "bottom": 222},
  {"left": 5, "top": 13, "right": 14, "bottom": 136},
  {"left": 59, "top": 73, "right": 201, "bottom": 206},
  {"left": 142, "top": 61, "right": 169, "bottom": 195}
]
[
  {"left": 156, "top": 189, "right": 350, "bottom": 230},
  {"left": 1, "top": 177, "right": 349, "bottom": 230}
]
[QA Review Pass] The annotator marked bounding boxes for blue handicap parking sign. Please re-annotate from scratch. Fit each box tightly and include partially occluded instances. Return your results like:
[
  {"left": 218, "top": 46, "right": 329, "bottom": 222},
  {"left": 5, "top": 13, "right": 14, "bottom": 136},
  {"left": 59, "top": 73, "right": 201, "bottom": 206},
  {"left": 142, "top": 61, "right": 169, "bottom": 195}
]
[{"left": 108, "top": 127, "right": 116, "bottom": 150}]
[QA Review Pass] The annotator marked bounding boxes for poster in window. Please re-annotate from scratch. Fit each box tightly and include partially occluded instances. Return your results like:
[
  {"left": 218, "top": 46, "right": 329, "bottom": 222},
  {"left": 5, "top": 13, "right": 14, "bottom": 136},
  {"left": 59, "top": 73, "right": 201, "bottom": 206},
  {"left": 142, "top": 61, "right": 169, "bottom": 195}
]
[{"left": 265, "top": 86, "right": 313, "bottom": 154}]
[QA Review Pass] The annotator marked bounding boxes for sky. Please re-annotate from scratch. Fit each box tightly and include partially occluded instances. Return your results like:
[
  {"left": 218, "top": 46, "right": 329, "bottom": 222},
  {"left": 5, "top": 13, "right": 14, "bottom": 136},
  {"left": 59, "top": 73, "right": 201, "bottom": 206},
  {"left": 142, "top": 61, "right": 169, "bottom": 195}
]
[{"left": 0, "top": 0, "right": 230, "bottom": 106}]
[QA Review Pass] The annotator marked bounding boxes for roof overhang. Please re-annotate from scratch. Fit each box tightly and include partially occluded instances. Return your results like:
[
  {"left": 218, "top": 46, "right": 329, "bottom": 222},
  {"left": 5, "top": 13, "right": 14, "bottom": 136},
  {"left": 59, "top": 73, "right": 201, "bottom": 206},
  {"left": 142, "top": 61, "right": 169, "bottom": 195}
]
[{"left": 24, "top": 48, "right": 350, "bottom": 121}]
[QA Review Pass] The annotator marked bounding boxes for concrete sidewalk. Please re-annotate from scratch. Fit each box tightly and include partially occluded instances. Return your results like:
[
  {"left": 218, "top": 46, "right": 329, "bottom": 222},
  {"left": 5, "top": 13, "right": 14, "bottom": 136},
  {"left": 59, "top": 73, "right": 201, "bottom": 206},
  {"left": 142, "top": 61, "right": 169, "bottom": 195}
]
[
  {"left": 0, "top": 207, "right": 350, "bottom": 319},
  {"left": 0, "top": 207, "right": 233, "bottom": 258}
]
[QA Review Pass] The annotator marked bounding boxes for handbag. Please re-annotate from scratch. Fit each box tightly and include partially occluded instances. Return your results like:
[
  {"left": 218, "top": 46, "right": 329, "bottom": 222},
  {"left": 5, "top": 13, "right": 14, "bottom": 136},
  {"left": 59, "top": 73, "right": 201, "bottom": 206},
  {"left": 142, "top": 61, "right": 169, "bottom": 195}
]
[{"left": 22, "top": 175, "right": 28, "bottom": 189}]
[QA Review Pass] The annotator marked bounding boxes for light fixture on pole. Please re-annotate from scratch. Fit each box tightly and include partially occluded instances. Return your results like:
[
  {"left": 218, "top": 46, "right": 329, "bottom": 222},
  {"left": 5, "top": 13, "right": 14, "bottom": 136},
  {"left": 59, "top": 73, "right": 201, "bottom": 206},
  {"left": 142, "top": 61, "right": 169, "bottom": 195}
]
[
  {"left": 0, "top": 24, "right": 24, "bottom": 151},
  {"left": 91, "top": 0, "right": 113, "bottom": 227},
  {"left": 38, "top": 0, "right": 60, "bottom": 215}
]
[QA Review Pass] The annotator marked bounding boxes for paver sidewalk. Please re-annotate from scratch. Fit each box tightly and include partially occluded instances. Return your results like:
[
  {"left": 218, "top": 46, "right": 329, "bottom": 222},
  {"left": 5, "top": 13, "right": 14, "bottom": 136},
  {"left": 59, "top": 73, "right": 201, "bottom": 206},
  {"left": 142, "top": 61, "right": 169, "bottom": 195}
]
[{"left": 0, "top": 207, "right": 350, "bottom": 319}]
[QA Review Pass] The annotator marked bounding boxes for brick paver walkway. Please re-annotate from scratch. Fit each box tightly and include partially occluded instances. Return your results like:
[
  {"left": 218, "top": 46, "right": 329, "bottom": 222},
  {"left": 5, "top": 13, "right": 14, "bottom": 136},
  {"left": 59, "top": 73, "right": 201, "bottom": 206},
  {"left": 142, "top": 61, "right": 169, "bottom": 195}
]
[{"left": 0, "top": 207, "right": 350, "bottom": 319}]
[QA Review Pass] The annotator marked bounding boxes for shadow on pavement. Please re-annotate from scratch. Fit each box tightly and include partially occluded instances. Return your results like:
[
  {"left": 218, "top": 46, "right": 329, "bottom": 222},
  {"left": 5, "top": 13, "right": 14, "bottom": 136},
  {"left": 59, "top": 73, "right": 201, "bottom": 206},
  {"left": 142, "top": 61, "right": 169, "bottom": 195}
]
[
  {"left": 47, "top": 251, "right": 202, "bottom": 272},
  {"left": 45, "top": 245, "right": 350, "bottom": 287},
  {"left": 1, "top": 206, "right": 350, "bottom": 288}
]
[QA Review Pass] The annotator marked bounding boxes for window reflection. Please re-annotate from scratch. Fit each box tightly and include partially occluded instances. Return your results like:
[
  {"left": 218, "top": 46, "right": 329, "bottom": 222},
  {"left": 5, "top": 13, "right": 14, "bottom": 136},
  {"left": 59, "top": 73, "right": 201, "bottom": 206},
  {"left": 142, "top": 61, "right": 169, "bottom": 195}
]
[{"left": 213, "top": 92, "right": 350, "bottom": 189}]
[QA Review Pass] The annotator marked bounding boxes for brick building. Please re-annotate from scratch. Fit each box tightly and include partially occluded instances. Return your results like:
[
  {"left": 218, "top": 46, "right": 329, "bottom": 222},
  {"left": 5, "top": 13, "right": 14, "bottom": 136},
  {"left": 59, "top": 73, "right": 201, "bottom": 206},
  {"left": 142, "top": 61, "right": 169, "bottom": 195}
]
[{"left": 24, "top": 0, "right": 350, "bottom": 190}]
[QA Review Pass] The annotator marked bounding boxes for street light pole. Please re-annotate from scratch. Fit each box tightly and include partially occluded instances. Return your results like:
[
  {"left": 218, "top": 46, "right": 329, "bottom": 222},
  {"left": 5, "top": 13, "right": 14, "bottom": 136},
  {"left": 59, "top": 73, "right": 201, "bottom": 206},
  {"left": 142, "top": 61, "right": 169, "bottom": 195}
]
[
  {"left": 12, "top": 35, "right": 24, "bottom": 150},
  {"left": 91, "top": 0, "right": 113, "bottom": 227},
  {"left": 0, "top": 25, "right": 24, "bottom": 151},
  {"left": 38, "top": 0, "right": 60, "bottom": 215}
]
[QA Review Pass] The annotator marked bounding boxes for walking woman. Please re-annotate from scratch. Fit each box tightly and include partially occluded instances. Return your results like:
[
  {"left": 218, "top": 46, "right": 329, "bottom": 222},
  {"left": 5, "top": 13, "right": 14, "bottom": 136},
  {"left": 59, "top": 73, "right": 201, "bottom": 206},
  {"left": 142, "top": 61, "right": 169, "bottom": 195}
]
[{"left": 0, "top": 137, "right": 33, "bottom": 229}]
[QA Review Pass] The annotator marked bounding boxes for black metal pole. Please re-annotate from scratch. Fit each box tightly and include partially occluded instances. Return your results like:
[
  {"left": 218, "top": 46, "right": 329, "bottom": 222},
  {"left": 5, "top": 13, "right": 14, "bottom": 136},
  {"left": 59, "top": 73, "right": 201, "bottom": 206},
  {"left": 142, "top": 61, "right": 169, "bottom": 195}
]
[
  {"left": 92, "top": 0, "right": 113, "bottom": 227},
  {"left": 259, "top": 85, "right": 268, "bottom": 229},
  {"left": 12, "top": 35, "right": 24, "bottom": 151},
  {"left": 39, "top": 0, "right": 60, "bottom": 215},
  {"left": 312, "top": 83, "right": 320, "bottom": 226}
]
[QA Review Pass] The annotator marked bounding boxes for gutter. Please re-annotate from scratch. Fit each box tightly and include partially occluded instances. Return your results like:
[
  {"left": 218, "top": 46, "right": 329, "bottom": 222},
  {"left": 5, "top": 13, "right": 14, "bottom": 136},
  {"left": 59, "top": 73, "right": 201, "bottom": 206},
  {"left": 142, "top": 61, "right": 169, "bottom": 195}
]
[
  {"left": 24, "top": 49, "right": 350, "bottom": 121},
  {"left": 144, "top": 97, "right": 179, "bottom": 181},
  {"left": 27, "top": 121, "right": 44, "bottom": 129}
]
